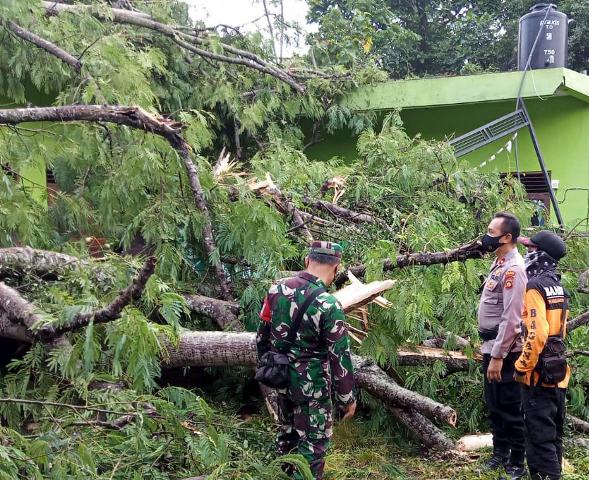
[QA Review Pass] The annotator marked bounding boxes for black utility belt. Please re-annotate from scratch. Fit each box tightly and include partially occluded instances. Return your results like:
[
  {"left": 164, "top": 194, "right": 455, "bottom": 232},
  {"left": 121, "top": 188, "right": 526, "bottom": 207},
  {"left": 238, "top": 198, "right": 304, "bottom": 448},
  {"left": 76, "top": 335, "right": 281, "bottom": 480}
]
[{"left": 478, "top": 327, "right": 499, "bottom": 341}]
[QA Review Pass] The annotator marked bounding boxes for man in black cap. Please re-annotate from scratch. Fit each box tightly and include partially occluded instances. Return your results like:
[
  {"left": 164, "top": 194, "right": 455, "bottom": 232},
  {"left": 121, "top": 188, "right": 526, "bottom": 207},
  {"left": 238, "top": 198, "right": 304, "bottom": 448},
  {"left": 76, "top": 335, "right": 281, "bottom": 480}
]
[{"left": 515, "top": 231, "right": 570, "bottom": 480}]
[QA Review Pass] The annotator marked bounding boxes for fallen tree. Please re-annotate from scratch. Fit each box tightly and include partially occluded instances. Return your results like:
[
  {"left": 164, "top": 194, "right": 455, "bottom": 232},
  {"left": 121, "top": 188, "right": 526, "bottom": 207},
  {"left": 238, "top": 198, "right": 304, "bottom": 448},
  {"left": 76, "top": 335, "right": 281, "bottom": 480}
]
[
  {"left": 0, "top": 105, "right": 232, "bottom": 301},
  {"left": 0, "top": 261, "right": 461, "bottom": 449}
]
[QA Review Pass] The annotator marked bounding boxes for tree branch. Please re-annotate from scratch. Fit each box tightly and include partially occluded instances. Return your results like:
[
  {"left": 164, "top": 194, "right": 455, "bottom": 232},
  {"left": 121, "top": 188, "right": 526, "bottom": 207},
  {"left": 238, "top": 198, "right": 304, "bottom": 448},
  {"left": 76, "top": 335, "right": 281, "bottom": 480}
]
[
  {"left": 4, "top": 19, "right": 82, "bottom": 71},
  {"left": 335, "top": 238, "right": 485, "bottom": 287},
  {"left": 37, "top": 257, "right": 156, "bottom": 338},
  {"left": 41, "top": 1, "right": 304, "bottom": 93},
  {"left": 0, "top": 247, "right": 109, "bottom": 283},
  {"left": 183, "top": 293, "right": 242, "bottom": 331},
  {"left": 301, "top": 196, "right": 380, "bottom": 224},
  {"left": 567, "top": 309, "right": 589, "bottom": 333},
  {"left": 0, "top": 104, "right": 232, "bottom": 300},
  {"left": 568, "top": 414, "right": 589, "bottom": 434},
  {"left": 0, "top": 282, "right": 46, "bottom": 330},
  {"left": 0, "top": 397, "right": 139, "bottom": 416}
]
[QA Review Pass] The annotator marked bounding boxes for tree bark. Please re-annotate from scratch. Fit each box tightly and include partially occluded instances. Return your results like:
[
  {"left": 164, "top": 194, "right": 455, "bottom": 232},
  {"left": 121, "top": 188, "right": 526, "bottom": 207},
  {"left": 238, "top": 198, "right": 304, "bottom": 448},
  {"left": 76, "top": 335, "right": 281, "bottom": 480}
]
[
  {"left": 0, "top": 247, "right": 109, "bottom": 283},
  {"left": 389, "top": 407, "right": 455, "bottom": 451},
  {"left": 351, "top": 355, "right": 457, "bottom": 426},
  {"left": 567, "top": 309, "right": 589, "bottom": 332},
  {"left": 579, "top": 269, "right": 589, "bottom": 294},
  {"left": 5, "top": 19, "right": 82, "bottom": 71},
  {"left": 158, "top": 332, "right": 457, "bottom": 426},
  {"left": 422, "top": 333, "right": 470, "bottom": 350},
  {"left": 0, "top": 105, "right": 232, "bottom": 300},
  {"left": 0, "top": 312, "right": 32, "bottom": 342},
  {"left": 183, "top": 294, "right": 241, "bottom": 330},
  {"left": 0, "top": 282, "right": 46, "bottom": 330}
]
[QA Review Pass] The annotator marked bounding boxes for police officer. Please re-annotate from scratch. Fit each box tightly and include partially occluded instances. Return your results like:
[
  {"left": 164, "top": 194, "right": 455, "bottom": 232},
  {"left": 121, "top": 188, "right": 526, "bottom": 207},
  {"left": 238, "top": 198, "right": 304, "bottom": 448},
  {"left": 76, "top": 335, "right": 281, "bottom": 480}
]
[
  {"left": 478, "top": 212, "right": 527, "bottom": 479},
  {"left": 515, "top": 232, "right": 569, "bottom": 480},
  {"left": 256, "top": 241, "right": 356, "bottom": 479}
]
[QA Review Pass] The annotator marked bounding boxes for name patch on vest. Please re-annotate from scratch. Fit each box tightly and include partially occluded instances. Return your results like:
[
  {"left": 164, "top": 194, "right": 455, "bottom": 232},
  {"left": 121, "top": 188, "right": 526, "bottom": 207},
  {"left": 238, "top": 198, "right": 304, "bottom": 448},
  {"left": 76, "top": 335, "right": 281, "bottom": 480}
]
[{"left": 544, "top": 285, "right": 564, "bottom": 298}]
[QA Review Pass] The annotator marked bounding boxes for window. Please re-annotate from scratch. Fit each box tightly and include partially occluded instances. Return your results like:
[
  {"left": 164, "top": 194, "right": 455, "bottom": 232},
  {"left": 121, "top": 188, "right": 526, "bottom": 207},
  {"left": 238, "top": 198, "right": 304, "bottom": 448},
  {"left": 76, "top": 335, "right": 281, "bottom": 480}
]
[{"left": 505, "top": 171, "right": 551, "bottom": 226}]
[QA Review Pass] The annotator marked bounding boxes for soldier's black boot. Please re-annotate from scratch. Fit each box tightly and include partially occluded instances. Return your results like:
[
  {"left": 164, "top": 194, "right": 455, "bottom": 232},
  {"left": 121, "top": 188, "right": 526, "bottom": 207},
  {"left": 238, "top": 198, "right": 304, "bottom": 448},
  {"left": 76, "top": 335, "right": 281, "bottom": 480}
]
[{"left": 480, "top": 450, "right": 510, "bottom": 471}]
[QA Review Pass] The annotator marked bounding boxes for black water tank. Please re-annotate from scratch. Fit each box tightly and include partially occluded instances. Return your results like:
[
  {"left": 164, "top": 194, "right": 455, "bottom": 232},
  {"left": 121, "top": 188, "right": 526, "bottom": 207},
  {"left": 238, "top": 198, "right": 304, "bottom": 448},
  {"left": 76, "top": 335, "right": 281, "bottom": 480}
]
[{"left": 518, "top": 3, "right": 568, "bottom": 70}]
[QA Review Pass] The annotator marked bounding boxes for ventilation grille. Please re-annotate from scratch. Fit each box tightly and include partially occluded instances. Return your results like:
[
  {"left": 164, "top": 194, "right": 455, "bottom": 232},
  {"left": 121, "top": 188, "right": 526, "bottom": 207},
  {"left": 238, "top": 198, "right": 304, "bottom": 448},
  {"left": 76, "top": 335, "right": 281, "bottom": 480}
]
[{"left": 449, "top": 109, "right": 530, "bottom": 157}]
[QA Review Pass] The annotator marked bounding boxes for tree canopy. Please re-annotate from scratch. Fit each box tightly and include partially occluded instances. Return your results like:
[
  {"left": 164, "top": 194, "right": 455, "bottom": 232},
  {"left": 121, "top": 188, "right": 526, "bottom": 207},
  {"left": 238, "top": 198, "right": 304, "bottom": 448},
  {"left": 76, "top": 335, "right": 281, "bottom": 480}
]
[{"left": 0, "top": 1, "right": 588, "bottom": 478}]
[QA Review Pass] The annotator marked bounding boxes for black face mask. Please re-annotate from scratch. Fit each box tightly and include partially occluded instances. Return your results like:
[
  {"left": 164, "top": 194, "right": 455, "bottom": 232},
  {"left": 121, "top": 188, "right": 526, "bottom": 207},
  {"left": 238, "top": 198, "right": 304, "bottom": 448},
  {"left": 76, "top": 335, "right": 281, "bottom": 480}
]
[{"left": 481, "top": 233, "right": 505, "bottom": 253}]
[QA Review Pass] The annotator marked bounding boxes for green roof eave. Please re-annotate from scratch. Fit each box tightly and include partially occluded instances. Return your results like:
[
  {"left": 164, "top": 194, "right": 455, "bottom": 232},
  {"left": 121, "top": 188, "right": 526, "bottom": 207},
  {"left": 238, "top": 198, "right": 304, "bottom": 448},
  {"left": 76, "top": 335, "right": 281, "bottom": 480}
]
[{"left": 342, "top": 68, "right": 589, "bottom": 111}]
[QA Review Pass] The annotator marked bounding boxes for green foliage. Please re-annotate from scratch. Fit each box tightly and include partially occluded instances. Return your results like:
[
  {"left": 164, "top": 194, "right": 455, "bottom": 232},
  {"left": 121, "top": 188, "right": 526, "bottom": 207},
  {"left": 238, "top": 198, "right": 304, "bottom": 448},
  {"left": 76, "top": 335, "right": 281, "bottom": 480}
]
[
  {"left": 308, "top": 0, "right": 589, "bottom": 78},
  {"left": 0, "top": 1, "right": 588, "bottom": 478}
]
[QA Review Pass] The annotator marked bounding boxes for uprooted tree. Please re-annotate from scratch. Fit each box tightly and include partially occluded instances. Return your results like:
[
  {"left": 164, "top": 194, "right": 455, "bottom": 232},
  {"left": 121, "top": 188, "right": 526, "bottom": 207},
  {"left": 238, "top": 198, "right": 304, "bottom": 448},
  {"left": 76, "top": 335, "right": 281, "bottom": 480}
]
[{"left": 0, "top": 1, "right": 588, "bottom": 478}]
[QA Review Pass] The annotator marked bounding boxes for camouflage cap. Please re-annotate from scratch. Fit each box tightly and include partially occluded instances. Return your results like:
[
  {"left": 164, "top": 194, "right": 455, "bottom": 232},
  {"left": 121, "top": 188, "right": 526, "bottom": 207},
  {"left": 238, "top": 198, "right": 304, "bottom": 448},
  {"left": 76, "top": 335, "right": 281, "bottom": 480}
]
[{"left": 309, "top": 240, "right": 343, "bottom": 258}]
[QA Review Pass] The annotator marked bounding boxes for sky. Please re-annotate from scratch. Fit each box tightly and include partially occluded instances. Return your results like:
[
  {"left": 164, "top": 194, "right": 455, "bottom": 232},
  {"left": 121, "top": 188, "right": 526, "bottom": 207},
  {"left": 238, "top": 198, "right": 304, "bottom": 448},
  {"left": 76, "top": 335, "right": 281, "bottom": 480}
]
[{"left": 186, "top": 0, "right": 316, "bottom": 56}]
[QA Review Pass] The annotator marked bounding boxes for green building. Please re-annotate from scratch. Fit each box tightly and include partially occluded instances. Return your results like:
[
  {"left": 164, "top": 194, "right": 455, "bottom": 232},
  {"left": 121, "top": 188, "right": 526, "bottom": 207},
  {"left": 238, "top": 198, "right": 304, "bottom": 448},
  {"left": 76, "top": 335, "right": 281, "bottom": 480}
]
[{"left": 309, "top": 67, "right": 589, "bottom": 229}]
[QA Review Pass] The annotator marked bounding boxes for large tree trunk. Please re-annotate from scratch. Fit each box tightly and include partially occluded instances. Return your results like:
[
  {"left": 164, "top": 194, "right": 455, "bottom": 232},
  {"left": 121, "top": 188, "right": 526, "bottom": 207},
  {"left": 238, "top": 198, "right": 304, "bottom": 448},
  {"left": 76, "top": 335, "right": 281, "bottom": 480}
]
[{"left": 161, "top": 331, "right": 457, "bottom": 427}]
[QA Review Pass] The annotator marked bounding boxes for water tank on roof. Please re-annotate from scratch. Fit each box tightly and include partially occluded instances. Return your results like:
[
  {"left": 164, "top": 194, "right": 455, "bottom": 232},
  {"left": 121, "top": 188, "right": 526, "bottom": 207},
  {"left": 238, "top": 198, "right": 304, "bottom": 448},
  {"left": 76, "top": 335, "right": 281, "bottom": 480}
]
[{"left": 518, "top": 4, "right": 568, "bottom": 70}]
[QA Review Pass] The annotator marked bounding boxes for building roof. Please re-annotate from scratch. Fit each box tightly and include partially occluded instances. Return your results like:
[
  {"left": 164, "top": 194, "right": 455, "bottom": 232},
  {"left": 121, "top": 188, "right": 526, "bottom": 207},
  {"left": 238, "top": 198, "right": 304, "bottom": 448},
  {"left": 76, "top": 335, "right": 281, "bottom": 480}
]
[{"left": 343, "top": 68, "right": 589, "bottom": 111}]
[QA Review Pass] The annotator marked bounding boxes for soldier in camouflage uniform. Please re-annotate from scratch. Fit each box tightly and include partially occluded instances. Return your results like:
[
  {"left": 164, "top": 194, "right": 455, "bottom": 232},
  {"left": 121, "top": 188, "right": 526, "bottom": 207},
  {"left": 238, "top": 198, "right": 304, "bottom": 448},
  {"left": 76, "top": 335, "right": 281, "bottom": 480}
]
[{"left": 257, "top": 241, "right": 356, "bottom": 479}]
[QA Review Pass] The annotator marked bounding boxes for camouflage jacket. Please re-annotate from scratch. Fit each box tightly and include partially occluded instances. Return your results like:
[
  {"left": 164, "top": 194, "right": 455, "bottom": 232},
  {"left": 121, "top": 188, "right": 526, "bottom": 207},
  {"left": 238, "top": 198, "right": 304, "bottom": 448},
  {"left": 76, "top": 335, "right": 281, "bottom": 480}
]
[{"left": 256, "top": 271, "right": 355, "bottom": 406}]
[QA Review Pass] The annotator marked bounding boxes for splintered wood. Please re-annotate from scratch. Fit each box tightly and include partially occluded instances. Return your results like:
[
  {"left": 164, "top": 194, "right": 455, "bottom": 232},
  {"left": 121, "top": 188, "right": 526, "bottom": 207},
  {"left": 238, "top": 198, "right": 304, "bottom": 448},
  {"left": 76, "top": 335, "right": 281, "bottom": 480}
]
[
  {"left": 334, "top": 273, "right": 395, "bottom": 313},
  {"left": 334, "top": 271, "right": 395, "bottom": 344}
]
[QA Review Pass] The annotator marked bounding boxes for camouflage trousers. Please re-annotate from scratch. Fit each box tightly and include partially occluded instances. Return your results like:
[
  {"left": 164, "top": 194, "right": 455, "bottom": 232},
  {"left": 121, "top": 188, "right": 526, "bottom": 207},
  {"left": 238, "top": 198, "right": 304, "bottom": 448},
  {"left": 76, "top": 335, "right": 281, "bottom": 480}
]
[{"left": 277, "top": 393, "right": 333, "bottom": 480}]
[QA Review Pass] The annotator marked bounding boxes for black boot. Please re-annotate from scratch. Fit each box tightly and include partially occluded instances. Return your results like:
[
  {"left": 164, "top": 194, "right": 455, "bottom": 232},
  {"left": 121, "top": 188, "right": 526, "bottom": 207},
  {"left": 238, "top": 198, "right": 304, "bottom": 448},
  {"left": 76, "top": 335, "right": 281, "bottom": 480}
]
[
  {"left": 530, "top": 474, "right": 560, "bottom": 480},
  {"left": 479, "top": 451, "right": 509, "bottom": 471},
  {"left": 499, "top": 464, "right": 527, "bottom": 480}
]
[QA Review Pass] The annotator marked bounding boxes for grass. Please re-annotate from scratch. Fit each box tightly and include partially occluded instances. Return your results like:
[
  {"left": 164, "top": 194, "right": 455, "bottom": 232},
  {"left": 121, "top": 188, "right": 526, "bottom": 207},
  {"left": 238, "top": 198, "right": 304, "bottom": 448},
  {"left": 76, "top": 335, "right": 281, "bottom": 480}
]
[{"left": 321, "top": 418, "right": 589, "bottom": 479}]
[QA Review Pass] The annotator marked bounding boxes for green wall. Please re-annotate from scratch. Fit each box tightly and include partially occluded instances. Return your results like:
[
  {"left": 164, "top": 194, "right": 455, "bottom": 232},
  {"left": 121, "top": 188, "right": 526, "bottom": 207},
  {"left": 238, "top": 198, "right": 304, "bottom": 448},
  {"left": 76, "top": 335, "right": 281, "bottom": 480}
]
[{"left": 308, "top": 96, "right": 589, "bottom": 228}]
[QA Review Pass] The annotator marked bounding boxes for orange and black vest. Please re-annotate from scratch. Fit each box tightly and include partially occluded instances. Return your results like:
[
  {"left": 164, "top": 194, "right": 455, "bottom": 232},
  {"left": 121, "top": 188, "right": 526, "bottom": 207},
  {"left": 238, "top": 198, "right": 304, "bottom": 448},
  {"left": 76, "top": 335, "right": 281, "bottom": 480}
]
[{"left": 515, "top": 273, "right": 570, "bottom": 388}]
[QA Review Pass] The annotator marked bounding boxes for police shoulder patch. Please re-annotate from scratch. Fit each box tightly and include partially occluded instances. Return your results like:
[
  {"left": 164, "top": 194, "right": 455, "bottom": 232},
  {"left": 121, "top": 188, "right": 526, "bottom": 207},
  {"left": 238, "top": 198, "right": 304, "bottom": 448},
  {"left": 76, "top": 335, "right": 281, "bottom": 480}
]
[
  {"left": 505, "top": 270, "right": 516, "bottom": 279},
  {"left": 505, "top": 280, "right": 513, "bottom": 289}
]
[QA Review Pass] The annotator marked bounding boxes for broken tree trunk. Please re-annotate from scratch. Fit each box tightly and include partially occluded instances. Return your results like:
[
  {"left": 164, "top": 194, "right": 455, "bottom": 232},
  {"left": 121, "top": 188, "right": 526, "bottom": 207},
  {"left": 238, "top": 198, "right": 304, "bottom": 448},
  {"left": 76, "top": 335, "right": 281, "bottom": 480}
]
[
  {"left": 350, "top": 355, "right": 457, "bottom": 426},
  {"left": 389, "top": 407, "right": 456, "bottom": 451},
  {"left": 0, "top": 105, "right": 232, "bottom": 300},
  {"left": 395, "top": 346, "right": 479, "bottom": 373}
]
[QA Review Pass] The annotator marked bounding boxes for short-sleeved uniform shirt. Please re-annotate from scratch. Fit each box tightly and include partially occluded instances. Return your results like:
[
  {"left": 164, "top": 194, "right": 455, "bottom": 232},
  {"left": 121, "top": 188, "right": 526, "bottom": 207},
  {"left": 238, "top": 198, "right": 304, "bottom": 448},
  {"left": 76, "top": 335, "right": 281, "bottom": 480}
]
[{"left": 477, "top": 248, "right": 526, "bottom": 359}]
